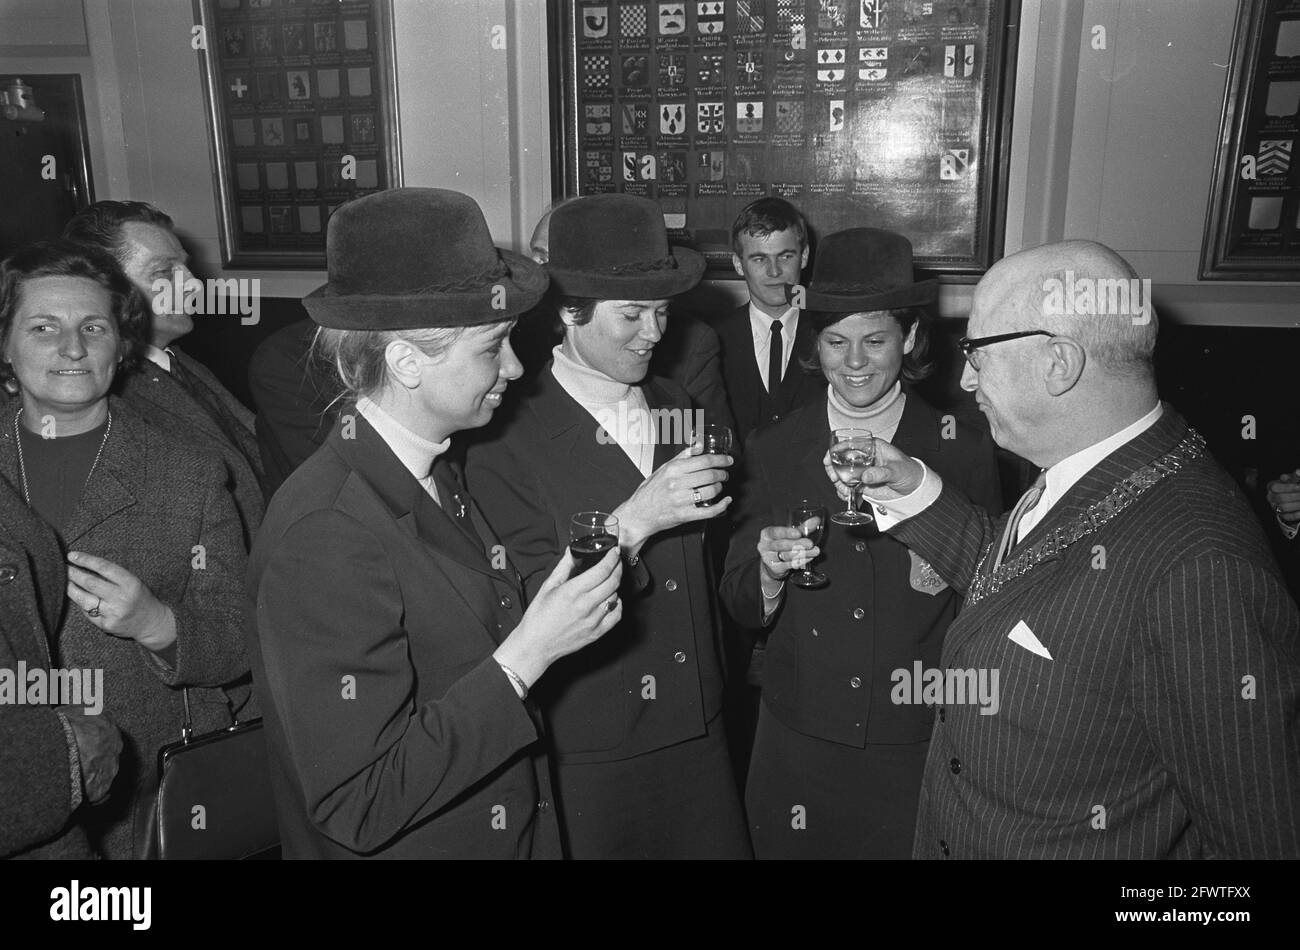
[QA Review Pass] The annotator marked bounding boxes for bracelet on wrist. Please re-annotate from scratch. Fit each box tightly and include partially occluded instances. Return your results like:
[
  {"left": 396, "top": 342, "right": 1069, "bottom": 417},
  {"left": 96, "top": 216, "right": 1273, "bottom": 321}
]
[{"left": 496, "top": 661, "right": 529, "bottom": 701}]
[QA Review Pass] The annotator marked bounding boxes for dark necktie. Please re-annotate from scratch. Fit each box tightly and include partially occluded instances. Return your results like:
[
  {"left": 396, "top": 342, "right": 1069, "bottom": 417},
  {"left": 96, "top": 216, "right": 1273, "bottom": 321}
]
[{"left": 767, "top": 319, "right": 784, "bottom": 398}]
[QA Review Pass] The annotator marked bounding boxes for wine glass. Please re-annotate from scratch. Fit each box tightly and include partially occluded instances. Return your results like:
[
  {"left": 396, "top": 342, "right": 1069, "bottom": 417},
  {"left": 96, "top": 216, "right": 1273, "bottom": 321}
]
[
  {"left": 695, "top": 423, "right": 734, "bottom": 507},
  {"left": 787, "top": 503, "right": 828, "bottom": 588},
  {"left": 829, "top": 428, "right": 875, "bottom": 526},
  {"left": 569, "top": 511, "right": 619, "bottom": 575}
]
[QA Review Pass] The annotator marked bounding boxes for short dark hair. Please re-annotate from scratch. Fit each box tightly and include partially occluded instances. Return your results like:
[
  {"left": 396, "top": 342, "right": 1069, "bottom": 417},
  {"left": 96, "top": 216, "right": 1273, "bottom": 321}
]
[
  {"left": 551, "top": 294, "right": 599, "bottom": 334},
  {"left": 62, "top": 200, "right": 175, "bottom": 266},
  {"left": 730, "top": 197, "right": 809, "bottom": 256},
  {"left": 799, "top": 306, "right": 935, "bottom": 384},
  {"left": 0, "top": 239, "right": 151, "bottom": 393}
]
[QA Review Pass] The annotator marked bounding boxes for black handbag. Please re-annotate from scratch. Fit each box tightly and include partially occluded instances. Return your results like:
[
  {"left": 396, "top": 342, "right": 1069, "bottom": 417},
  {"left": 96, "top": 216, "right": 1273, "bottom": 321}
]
[{"left": 138, "top": 689, "right": 280, "bottom": 860}]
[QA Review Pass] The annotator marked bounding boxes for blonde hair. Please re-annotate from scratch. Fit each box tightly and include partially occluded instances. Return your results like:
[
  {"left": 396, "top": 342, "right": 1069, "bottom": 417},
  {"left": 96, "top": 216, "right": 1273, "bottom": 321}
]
[{"left": 311, "top": 325, "right": 465, "bottom": 403}]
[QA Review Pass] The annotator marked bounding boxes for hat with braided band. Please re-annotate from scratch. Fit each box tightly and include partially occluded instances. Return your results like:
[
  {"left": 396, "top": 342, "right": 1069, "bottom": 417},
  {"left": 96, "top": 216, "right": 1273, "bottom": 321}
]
[
  {"left": 545, "top": 194, "right": 705, "bottom": 299},
  {"left": 303, "top": 188, "right": 548, "bottom": 328}
]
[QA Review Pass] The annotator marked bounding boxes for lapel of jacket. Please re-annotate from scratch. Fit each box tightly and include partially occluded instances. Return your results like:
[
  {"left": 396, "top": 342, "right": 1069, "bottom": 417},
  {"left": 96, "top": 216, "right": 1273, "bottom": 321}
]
[
  {"left": 721, "top": 305, "right": 763, "bottom": 425},
  {"left": 889, "top": 391, "right": 941, "bottom": 467},
  {"left": 331, "top": 411, "right": 506, "bottom": 594},
  {"left": 0, "top": 474, "right": 59, "bottom": 663},
  {"left": 947, "top": 404, "right": 1192, "bottom": 651},
  {"left": 645, "top": 376, "right": 686, "bottom": 471},
  {"left": 60, "top": 398, "right": 143, "bottom": 548},
  {"left": 125, "top": 357, "right": 229, "bottom": 446},
  {"left": 787, "top": 401, "right": 843, "bottom": 511},
  {"left": 534, "top": 364, "right": 648, "bottom": 496},
  {"left": 778, "top": 314, "right": 818, "bottom": 408}
]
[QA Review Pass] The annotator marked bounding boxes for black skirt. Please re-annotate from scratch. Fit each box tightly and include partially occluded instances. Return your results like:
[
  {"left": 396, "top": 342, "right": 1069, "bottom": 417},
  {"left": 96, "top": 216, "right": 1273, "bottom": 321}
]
[
  {"left": 746, "top": 700, "right": 929, "bottom": 859},
  {"left": 553, "top": 713, "right": 752, "bottom": 859}
]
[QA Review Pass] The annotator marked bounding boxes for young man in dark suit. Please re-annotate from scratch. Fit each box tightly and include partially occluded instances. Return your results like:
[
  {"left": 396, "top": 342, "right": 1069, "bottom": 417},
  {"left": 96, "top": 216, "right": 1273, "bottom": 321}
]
[
  {"left": 714, "top": 197, "right": 823, "bottom": 444},
  {"left": 862, "top": 240, "right": 1300, "bottom": 858},
  {"left": 63, "top": 202, "right": 265, "bottom": 547}
]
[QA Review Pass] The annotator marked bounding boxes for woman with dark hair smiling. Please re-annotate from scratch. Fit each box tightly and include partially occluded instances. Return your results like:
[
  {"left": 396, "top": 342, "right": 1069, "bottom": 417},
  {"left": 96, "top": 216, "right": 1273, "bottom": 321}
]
[
  {"left": 467, "top": 194, "right": 749, "bottom": 859},
  {"left": 0, "top": 238, "right": 251, "bottom": 859},
  {"left": 720, "top": 228, "right": 1002, "bottom": 859}
]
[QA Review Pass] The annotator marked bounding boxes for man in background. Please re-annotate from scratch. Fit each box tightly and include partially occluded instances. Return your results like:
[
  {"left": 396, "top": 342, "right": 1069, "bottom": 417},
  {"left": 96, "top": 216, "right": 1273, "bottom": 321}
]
[
  {"left": 63, "top": 201, "right": 265, "bottom": 546},
  {"left": 714, "top": 197, "right": 823, "bottom": 444}
]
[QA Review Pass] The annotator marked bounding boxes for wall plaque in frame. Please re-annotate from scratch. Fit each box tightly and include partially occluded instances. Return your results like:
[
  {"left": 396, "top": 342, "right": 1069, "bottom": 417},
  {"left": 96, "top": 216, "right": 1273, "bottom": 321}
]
[
  {"left": 550, "top": 0, "right": 1019, "bottom": 278},
  {"left": 1202, "top": 0, "right": 1300, "bottom": 280},
  {"left": 195, "top": 0, "right": 402, "bottom": 269}
]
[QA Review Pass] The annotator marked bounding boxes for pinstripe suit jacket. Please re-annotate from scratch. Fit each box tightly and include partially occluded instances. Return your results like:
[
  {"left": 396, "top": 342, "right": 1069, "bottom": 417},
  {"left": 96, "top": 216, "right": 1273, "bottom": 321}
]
[{"left": 891, "top": 406, "right": 1300, "bottom": 859}]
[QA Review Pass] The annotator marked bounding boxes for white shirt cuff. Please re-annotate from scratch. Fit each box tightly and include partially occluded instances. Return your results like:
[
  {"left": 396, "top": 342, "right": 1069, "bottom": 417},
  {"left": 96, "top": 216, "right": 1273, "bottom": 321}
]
[
  {"left": 861, "top": 459, "right": 943, "bottom": 530},
  {"left": 1279, "top": 513, "right": 1299, "bottom": 541}
]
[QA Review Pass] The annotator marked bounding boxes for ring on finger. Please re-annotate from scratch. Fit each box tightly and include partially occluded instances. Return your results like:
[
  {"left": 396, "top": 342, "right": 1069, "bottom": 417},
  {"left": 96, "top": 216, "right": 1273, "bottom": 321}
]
[
  {"left": 88, "top": 597, "right": 101, "bottom": 618},
  {"left": 691, "top": 489, "right": 702, "bottom": 505},
  {"left": 605, "top": 597, "right": 619, "bottom": 612}
]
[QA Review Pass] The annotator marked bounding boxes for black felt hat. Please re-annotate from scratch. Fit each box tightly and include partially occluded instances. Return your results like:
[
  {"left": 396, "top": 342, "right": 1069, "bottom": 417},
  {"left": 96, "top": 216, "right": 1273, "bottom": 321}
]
[
  {"left": 545, "top": 194, "right": 706, "bottom": 299},
  {"left": 303, "top": 188, "right": 549, "bottom": 329},
  {"left": 793, "top": 228, "right": 938, "bottom": 312}
]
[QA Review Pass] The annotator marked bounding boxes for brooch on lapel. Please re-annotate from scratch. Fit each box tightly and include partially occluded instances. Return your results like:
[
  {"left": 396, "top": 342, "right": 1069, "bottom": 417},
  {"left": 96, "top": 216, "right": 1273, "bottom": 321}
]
[
  {"left": 452, "top": 493, "right": 467, "bottom": 519},
  {"left": 908, "top": 549, "right": 948, "bottom": 595}
]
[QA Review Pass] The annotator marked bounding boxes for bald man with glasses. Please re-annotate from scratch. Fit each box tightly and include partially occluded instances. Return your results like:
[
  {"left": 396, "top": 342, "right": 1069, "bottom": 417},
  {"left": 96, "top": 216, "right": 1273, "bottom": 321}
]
[{"left": 843, "top": 240, "right": 1300, "bottom": 859}]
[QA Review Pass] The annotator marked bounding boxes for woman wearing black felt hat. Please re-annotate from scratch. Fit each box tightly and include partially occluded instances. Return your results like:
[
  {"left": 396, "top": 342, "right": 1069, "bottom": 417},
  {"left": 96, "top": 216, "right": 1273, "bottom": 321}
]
[
  {"left": 719, "top": 228, "right": 1002, "bottom": 858},
  {"left": 247, "top": 188, "right": 625, "bottom": 859},
  {"left": 466, "top": 194, "right": 751, "bottom": 858}
]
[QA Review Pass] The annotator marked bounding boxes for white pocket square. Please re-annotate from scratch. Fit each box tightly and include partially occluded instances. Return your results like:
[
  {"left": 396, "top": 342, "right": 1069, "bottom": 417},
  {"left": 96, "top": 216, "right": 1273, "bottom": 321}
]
[{"left": 1007, "top": 620, "right": 1052, "bottom": 660}]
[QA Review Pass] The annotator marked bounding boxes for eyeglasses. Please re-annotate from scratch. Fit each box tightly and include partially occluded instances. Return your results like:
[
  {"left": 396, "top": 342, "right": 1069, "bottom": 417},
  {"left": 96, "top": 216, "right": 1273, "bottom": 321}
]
[{"left": 957, "top": 330, "right": 1056, "bottom": 369}]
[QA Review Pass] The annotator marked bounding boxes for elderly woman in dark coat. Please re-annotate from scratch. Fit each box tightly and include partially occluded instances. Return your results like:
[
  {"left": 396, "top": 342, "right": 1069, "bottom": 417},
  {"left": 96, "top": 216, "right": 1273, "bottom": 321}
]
[
  {"left": 720, "top": 229, "right": 1002, "bottom": 859},
  {"left": 247, "top": 189, "right": 623, "bottom": 859},
  {"left": 0, "top": 239, "right": 251, "bottom": 859}
]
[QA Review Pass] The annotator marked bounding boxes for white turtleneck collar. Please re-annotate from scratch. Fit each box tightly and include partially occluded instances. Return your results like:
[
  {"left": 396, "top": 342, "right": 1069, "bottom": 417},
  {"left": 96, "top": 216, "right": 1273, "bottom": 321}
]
[
  {"left": 550, "top": 343, "right": 635, "bottom": 405},
  {"left": 826, "top": 381, "right": 907, "bottom": 443},
  {"left": 355, "top": 395, "right": 451, "bottom": 487},
  {"left": 549, "top": 344, "right": 654, "bottom": 477}
]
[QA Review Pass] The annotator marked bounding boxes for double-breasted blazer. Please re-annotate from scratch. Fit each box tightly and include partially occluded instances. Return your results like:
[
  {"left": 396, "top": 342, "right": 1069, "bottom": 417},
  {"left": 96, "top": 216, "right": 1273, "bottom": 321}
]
[
  {"left": 721, "top": 394, "right": 1001, "bottom": 746},
  {"left": 117, "top": 346, "right": 265, "bottom": 548},
  {"left": 0, "top": 473, "right": 94, "bottom": 859},
  {"left": 0, "top": 397, "right": 251, "bottom": 860},
  {"left": 465, "top": 368, "right": 728, "bottom": 765},
  {"left": 246, "top": 412, "right": 561, "bottom": 859},
  {"left": 712, "top": 303, "right": 825, "bottom": 443},
  {"left": 892, "top": 407, "right": 1300, "bottom": 858}
]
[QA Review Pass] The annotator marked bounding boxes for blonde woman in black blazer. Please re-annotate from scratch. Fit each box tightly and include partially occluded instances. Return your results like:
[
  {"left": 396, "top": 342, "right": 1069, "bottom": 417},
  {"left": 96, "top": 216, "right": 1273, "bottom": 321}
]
[
  {"left": 247, "top": 190, "right": 623, "bottom": 859},
  {"left": 0, "top": 240, "right": 251, "bottom": 859}
]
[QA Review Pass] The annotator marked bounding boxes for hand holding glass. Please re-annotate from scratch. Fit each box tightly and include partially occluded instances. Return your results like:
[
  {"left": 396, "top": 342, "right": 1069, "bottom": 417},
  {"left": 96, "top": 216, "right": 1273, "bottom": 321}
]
[
  {"left": 695, "top": 424, "right": 734, "bottom": 507},
  {"left": 570, "top": 512, "right": 619, "bottom": 574},
  {"left": 829, "top": 428, "right": 875, "bottom": 526},
  {"left": 787, "top": 502, "right": 828, "bottom": 588}
]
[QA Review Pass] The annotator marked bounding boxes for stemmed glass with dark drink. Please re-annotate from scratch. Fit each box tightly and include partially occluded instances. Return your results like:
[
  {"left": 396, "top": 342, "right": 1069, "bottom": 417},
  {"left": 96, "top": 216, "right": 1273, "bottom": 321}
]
[
  {"left": 570, "top": 511, "right": 619, "bottom": 574},
  {"left": 829, "top": 428, "right": 875, "bottom": 526},
  {"left": 695, "top": 423, "right": 734, "bottom": 507},
  {"left": 787, "top": 502, "right": 828, "bottom": 589}
]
